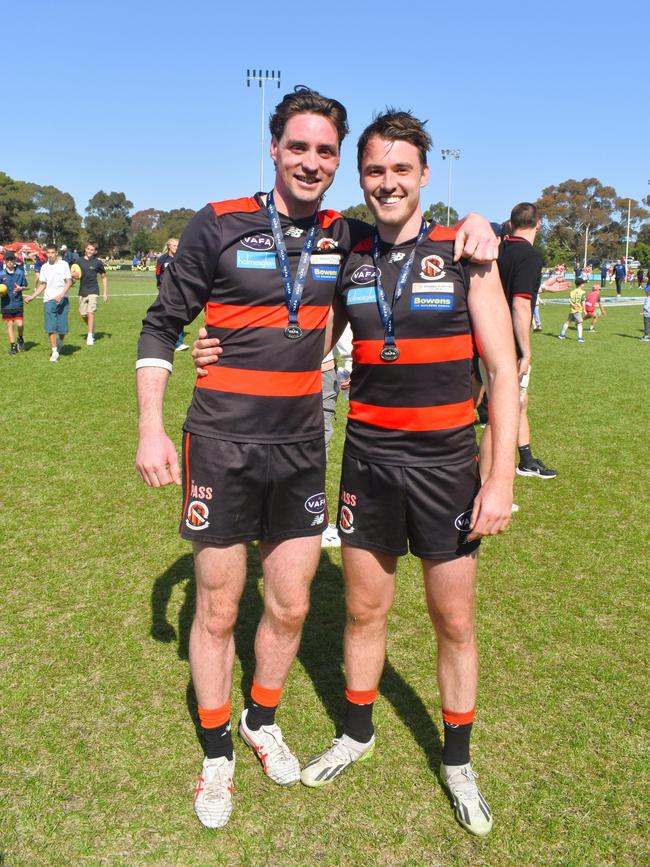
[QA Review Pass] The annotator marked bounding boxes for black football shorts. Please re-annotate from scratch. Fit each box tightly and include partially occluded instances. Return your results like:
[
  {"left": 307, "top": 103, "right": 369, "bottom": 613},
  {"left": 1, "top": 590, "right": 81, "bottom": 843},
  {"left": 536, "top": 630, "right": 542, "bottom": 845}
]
[
  {"left": 180, "top": 432, "right": 327, "bottom": 545},
  {"left": 336, "top": 448, "right": 481, "bottom": 560}
]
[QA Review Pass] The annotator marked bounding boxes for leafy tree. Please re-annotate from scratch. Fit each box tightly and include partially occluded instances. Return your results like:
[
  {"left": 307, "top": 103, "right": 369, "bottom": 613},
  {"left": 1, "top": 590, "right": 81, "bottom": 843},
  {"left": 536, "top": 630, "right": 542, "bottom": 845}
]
[
  {"left": 85, "top": 190, "right": 133, "bottom": 256},
  {"left": 131, "top": 227, "right": 155, "bottom": 257},
  {"left": 631, "top": 241, "right": 650, "bottom": 268},
  {"left": 131, "top": 208, "right": 162, "bottom": 233},
  {"left": 24, "top": 184, "right": 82, "bottom": 247},
  {"left": 0, "top": 172, "right": 34, "bottom": 241},
  {"left": 424, "top": 200, "right": 459, "bottom": 226},
  {"left": 341, "top": 203, "right": 374, "bottom": 225}
]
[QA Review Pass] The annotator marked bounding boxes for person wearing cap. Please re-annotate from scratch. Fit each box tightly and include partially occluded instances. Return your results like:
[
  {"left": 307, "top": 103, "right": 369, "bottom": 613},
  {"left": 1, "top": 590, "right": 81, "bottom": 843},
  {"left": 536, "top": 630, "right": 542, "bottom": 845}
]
[
  {"left": 0, "top": 252, "right": 28, "bottom": 354},
  {"left": 558, "top": 277, "right": 587, "bottom": 342},
  {"left": 60, "top": 245, "right": 75, "bottom": 266}
]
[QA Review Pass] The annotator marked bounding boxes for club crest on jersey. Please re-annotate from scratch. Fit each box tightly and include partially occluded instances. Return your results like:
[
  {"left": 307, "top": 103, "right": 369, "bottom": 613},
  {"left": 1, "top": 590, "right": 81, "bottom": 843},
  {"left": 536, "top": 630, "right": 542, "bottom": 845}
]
[
  {"left": 420, "top": 254, "right": 446, "bottom": 281},
  {"left": 388, "top": 251, "right": 406, "bottom": 263},
  {"left": 285, "top": 226, "right": 304, "bottom": 238},
  {"left": 241, "top": 233, "right": 275, "bottom": 251},
  {"left": 186, "top": 501, "right": 210, "bottom": 531},
  {"left": 305, "top": 492, "right": 326, "bottom": 514},
  {"left": 339, "top": 505, "right": 354, "bottom": 534},
  {"left": 454, "top": 509, "right": 473, "bottom": 533},
  {"left": 351, "top": 264, "right": 379, "bottom": 285},
  {"left": 317, "top": 237, "right": 338, "bottom": 251}
]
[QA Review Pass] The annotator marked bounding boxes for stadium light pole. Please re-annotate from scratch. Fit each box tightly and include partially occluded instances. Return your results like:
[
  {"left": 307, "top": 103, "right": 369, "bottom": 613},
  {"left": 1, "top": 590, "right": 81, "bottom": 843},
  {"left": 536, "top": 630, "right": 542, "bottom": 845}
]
[
  {"left": 624, "top": 198, "right": 631, "bottom": 274},
  {"left": 246, "top": 69, "right": 281, "bottom": 192},
  {"left": 440, "top": 149, "right": 461, "bottom": 226}
]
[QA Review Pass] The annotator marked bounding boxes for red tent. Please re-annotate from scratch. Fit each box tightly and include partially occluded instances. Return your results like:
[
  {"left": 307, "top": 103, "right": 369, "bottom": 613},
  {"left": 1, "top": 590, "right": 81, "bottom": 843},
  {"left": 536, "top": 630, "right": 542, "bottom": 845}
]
[{"left": 3, "top": 240, "right": 45, "bottom": 255}]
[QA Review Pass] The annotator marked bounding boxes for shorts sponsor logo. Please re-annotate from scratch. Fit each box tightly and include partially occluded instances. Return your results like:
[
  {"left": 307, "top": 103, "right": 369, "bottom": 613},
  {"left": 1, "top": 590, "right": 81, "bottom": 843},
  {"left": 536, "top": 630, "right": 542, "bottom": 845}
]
[
  {"left": 454, "top": 509, "right": 473, "bottom": 533},
  {"left": 311, "top": 264, "right": 339, "bottom": 281},
  {"left": 285, "top": 226, "right": 304, "bottom": 238},
  {"left": 190, "top": 481, "right": 213, "bottom": 500},
  {"left": 305, "top": 492, "right": 326, "bottom": 514},
  {"left": 236, "top": 251, "right": 277, "bottom": 270},
  {"left": 351, "top": 264, "right": 379, "bottom": 285},
  {"left": 339, "top": 505, "right": 354, "bottom": 534},
  {"left": 341, "top": 489, "right": 357, "bottom": 507},
  {"left": 241, "top": 233, "right": 275, "bottom": 251},
  {"left": 411, "top": 293, "right": 454, "bottom": 311},
  {"left": 186, "top": 500, "right": 210, "bottom": 531},
  {"left": 317, "top": 237, "right": 338, "bottom": 251},
  {"left": 311, "top": 513, "right": 325, "bottom": 526},
  {"left": 419, "top": 254, "right": 446, "bottom": 281},
  {"left": 346, "top": 285, "right": 377, "bottom": 306}
]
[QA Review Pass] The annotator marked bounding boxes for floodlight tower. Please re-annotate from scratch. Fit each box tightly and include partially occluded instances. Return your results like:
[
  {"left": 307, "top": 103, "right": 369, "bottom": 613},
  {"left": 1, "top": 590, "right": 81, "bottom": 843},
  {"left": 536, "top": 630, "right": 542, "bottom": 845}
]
[
  {"left": 246, "top": 69, "right": 281, "bottom": 192},
  {"left": 440, "top": 148, "right": 461, "bottom": 227}
]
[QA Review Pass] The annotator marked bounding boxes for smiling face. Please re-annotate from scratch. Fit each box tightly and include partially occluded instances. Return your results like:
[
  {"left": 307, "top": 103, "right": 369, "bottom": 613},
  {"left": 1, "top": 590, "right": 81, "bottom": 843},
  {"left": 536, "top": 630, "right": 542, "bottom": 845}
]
[
  {"left": 360, "top": 136, "right": 430, "bottom": 244},
  {"left": 270, "top": 112, "right": 340, "bottom": 219}
]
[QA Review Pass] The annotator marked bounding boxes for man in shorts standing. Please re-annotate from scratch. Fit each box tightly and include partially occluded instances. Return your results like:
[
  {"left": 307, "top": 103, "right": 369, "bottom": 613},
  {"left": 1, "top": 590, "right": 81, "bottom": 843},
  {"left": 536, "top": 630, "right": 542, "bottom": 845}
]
[
  {"left": 138, "top": 88, "right": 499, "bottom": 831},
  {"left": 25, "top": 244, "right": 71, "bottom": 362},
  {"left": 76, "top": 242, "right": 108, "bottom": 345},
  {"left": 294, "top": 111, "right": 519, "bottom": 837}
]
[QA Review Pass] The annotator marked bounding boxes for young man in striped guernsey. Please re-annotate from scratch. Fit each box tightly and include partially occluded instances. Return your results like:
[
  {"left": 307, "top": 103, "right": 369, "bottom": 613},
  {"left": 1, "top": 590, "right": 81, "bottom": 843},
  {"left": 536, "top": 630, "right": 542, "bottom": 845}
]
[
  {"left": 138, "top": 87, "right": 499, "bottom": 830},
  {"left": 298, "top": 112, "right": 519, "bottom": 837}
]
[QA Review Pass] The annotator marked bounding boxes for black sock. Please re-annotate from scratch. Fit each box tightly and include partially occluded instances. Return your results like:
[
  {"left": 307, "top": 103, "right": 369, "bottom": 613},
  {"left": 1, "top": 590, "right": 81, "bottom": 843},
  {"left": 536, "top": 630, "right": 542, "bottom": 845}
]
[
  {"left": 199, "top": 721, "right": 234, "bottom": 760},
  {"left": 245, "top": 700, "right": 277, "bottom": 730},
  {"left": 343, "top": 699, "right": 375, "bottom": 743},
  {"left": 518, "top": 444, "right": 533, "bottom": 465},
  {"left": 442, "top": 721, "right": 473, "bottom": 766}
]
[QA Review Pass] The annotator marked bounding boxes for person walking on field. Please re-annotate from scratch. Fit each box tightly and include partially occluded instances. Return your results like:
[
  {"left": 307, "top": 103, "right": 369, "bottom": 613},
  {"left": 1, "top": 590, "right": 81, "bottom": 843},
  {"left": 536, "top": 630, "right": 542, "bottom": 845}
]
[
  {"left": 25, "top": 244, "right": 71, "bottom": 362},
  {"left": 0, "top": 252, "right": 28, "bottom": 354},
  {"left": 75, "top": 242, "right": 108, "bottom": 345}
]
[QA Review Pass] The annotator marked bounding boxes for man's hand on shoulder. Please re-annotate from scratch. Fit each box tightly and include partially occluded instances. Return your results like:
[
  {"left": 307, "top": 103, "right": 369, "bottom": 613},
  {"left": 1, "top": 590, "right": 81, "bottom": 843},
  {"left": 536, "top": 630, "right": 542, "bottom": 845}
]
[
  {"left": 454, "top": 213, "right": 499, "bottom": 264},
  {"left": 136, "top": 430, "right": 181, "bottom": 487},
  {"left": 192, "top": 326, "right": 222, "bottom": 377}
]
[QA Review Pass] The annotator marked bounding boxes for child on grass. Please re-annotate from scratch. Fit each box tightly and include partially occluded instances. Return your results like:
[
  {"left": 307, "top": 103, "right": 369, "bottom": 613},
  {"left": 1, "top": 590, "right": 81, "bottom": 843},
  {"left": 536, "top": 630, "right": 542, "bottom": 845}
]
[
  {"left": 558, "top": 277, "right": 587, "bottom": 342},
  {"left": 584, "top": 284, "right": 606, "bottom": 332}
]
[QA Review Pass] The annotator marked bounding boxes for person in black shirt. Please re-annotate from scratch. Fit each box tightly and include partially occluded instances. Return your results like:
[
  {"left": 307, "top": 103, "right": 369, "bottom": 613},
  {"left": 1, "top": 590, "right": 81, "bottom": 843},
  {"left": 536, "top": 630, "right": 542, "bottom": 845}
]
[{"left": 76, "top": 242, "right": 108, "bottom": 346}]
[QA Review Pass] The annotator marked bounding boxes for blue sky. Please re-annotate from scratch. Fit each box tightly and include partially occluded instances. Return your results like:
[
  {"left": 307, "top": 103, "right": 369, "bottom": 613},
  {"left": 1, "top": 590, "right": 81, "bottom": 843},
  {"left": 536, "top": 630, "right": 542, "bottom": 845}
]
[{"left": 8, "top": 0, "right": 649, "bottom": 224}]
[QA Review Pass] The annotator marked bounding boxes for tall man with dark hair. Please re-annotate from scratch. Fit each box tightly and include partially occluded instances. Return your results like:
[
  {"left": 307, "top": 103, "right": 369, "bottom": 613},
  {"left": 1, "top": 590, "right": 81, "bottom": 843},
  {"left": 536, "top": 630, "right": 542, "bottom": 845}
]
[
  {"left": 479, "top": 202, "right": 565, "bottom": 482},
  {"left": 137, "top": 87, "right": 498, "bottom": 830}
]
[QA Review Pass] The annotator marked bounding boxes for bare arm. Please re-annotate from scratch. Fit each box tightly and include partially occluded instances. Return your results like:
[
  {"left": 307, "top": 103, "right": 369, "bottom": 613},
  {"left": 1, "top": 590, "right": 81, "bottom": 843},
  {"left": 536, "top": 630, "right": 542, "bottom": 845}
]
[
  {"left": 135, "top": 367, "right": 181, "bottom": 487},
  {"left": 512, "top": 295, "right": 532, "bottom": 377},
  {"left": 101, "top": 272, "right": 108, "bottom": 301},
  {"left": 54, "top": 278, "right": 71, "bottom": 303},
  {"left": 467, "top": 262, "right": 519, "bottom": 540},
  {"left": 26, "top": 279, "right": 45, "bottom": 302},
  {"left": 453, "top": 213, "right": 499, "bottom": 263},
  {"left": 323, "top": 294, "right": 349, "bottom": 358}
]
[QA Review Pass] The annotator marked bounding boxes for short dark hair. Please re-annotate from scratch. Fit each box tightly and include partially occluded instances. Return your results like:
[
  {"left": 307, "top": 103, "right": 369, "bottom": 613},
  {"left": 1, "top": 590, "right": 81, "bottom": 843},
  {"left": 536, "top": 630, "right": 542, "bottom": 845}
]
[
  {"left": 269, "top": 85, "right": 349, "bottom": 147},
  {"left": 357, "top": 109, "right": 432, "bottom": 171},
  {"left": 510, "top": 202, "right": 539, "bottom": 230},
  {"left": 86, "top": 241, "right": 97, "bottom": 248},
  {"left": 46, "top": 244, "right": 57, "bottom": 252}
]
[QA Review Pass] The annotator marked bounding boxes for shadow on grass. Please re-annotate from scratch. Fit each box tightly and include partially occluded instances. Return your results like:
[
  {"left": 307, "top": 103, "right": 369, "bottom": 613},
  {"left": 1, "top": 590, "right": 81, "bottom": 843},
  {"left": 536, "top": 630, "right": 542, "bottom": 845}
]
[
  {"left": 59, "top": 342, "right": 82, "bottom": 356},
  {"left": 614, "top": 332, "right": 646, "bottom": 340},
  {"left": 150, "top": 548, "right": 442, "bottom": 770}
]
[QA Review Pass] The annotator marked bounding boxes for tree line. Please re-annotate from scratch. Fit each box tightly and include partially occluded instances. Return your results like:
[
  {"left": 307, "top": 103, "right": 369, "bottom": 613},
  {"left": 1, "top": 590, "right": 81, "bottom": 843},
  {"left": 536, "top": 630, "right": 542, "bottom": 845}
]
[
  {"left": 2, "top": 171, "right": 649, "bottom": 266},
  {"left": 0, "top": 172, "right": 196, "bottom": 258}
]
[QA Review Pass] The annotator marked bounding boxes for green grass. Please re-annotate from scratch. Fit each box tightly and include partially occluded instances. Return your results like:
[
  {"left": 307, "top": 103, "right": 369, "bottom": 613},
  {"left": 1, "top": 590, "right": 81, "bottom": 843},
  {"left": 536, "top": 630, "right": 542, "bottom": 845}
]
[{"left": 1, "top": 273, "right": 648, "bottom": 865}]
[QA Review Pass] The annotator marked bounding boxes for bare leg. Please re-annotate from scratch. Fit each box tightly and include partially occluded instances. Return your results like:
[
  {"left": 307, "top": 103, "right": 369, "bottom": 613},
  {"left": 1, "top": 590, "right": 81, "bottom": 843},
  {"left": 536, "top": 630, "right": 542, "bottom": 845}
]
[
  {"left": 253, "top": 535, "right": 321, "bottom": 689},
  {"left": 189, "top": 541, "right": 247, "bottom": 707},
  {"left": 342, "top": 545, "right": 397, "bottom": 689}
]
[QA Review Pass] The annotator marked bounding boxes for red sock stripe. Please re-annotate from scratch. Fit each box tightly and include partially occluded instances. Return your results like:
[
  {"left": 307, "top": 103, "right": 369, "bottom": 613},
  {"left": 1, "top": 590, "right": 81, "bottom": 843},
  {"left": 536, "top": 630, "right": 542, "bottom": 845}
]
[
  {"left": 198, "top": 701, "right": 231, "bottom": 729},
  {"left": 345, "top": 687, "right": 378, "bottom": 705},
  {"left": 442, "top": 707, "right": 475, "bottom": 726},
  {"left": 251, "top": 680, "right": 283, "bottom": 708}
]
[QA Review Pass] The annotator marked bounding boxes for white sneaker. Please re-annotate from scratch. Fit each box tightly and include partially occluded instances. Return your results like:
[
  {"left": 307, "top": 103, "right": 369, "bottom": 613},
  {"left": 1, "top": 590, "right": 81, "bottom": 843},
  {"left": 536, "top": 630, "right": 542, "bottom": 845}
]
[
  {"left": 442, "top": 762, "right": 493, "bottom": 836},
  {"left": 511, "top": 502, "right": 519, "bottom": 513},
  {"left": 175, "top": 343, "right": 189, "bottom": 352},
  {"left": 300, "top": 733, "right": 375, "bottom": 787},
  {"left": 194, "top": 754, "right": 235, "bottom": 829},
  {"left": 321, "top": 523, "right": 341, "bottom": 548},
  {"left": 238, "top": 709, "right": 300, "bottom": 785},
  {"left": 86, "top": 333, "right": 95, "bottom": 345},
  {"left": 50, "top": 348, "right": 59, "bottom": 363}
]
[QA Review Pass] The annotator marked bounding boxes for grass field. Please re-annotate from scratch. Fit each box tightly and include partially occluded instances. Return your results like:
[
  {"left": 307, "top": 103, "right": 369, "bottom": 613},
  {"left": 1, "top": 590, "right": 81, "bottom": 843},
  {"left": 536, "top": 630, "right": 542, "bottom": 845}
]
[{"left": 1, "top": 272, "right": 648, "bottom": 865}]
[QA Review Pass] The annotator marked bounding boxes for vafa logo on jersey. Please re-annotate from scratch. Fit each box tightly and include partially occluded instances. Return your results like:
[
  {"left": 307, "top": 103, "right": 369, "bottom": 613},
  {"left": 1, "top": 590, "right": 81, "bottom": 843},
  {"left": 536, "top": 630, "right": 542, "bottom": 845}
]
[
  {"left": 351, "top": 264, "right": 379, "bottom": 285},
  {"left": 241, "top": 233, "right": 275, "bottom": 251}
]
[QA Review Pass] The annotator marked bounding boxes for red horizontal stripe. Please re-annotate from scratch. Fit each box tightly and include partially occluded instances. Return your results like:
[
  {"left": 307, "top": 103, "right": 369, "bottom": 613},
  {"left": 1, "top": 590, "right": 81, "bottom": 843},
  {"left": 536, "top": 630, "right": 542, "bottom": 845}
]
[
  {"left": 205, "top": 302, "right": 329, "bottom": 331},
  {"left": 442, "top": 707, "right": 475, "bottom": 726},
  {"left": 352, "top": 335, "right": 472, "bottom": 365},
  {"left": 210, "top": 197, "right": 260, "bottom": 216},
  {"left": 348, "top": 399, "right": 474, "bottom": 432},
  {"left": 196, "top": 366, "right": 322, "bottom": 397}
]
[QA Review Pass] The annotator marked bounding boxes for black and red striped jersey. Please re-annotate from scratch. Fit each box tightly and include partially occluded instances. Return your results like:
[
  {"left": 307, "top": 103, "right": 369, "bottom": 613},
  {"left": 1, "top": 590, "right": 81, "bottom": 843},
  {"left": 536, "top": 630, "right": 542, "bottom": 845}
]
[
  {"left": 138, "top": 193, "right": 371, "bottom": 443},
  {"left": 337, "top": 224, "right": 476, "bottom": 467}
]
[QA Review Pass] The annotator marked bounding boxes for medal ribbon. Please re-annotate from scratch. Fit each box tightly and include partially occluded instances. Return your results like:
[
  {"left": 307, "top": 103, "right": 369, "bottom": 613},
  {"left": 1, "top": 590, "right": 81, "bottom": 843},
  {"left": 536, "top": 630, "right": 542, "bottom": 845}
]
[
  {"left": 266, "top": 190, "right": 319, "bottom": 327},
  {"left": 372, "top": 218, "right": 429, "bottom": 349}
]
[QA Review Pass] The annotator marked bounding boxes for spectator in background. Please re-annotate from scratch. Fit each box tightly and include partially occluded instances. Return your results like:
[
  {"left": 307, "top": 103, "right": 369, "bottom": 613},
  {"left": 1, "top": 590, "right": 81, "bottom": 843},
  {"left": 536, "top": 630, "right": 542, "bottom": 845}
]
[
  {"left": 0, "top": 251, "right": 28, "bottom": 354},
  {"left": 640, "top": 280, "right": 650, "bottom": 341},
  {"left": 76, "top": 241, "right": 108, "bottom": 345},
  {"left": 636, "top": 267, "right": 644, "bottom": 290},
  {"left": 60, "top": 245, "right": 75, "bottom": 265},
  {"left": 25, "top": 244, "right": 71, "bottom": 362},
  {"left": 613, "top": 259, "right": 625, "bottom": 297},
  {"left": 600, "top": 262, "right": 608, "bottom": 287},
  {"left": 156, "top": 238, "right": 187, "bottom": 351}
]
